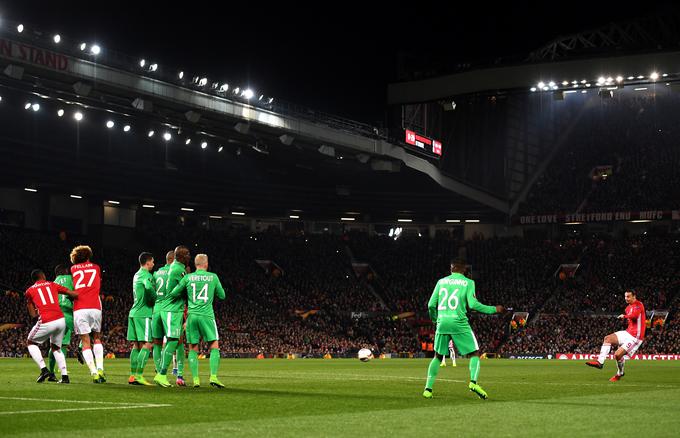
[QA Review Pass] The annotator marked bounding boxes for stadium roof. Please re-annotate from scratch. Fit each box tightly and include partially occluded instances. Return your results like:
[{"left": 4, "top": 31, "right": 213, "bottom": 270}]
[{"left": 388, "top": 10, "right": 680, "bottom": 104}]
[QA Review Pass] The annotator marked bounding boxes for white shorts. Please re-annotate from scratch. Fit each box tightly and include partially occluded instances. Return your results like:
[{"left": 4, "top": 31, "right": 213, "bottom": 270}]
[
  {"left": 73, "top": 309, "right": 102, "bottom": 335},
  {"left": 27, "top": 318, "right": 66, "bottom": 347},
  {"left": 615, "top": 331, "right": 643, "bottom": 357}
]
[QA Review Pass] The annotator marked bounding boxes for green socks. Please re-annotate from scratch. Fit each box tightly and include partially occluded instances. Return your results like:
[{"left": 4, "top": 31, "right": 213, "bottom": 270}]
[
  {"left": 425, "top": 356, "right": 441, "bottom": 389},
  {"left": 210, "top": 348, "right": 220, "bottom": 376},
  {"left": 48, "top": 350, "right": 56, "bottom": 373},
  {"left": 425, "top": 355, "right": 481, "bottom": 391},
  {"left": 153, "top": 343, "right": 162, "bottom": 373},
  {"left": 130, "top": 348, "right": 139, "bottom": 375},
  {"left": 136, "top": 348, "right": 150, "bottom": 376},
  {"left": 187, "top": 349, "right": 219, "bottom": 379},
  {"left": 469, "top": 356, "right": 480, "bottom": 382},
  {"left": 188, "top": 350, "right": 199, "bottom": 378},
  {"left": 176, "top": 342, "right": 185, "bottom": 376},
  {"left": 160, "top": 340, "right": 179, "bottom": 375}
]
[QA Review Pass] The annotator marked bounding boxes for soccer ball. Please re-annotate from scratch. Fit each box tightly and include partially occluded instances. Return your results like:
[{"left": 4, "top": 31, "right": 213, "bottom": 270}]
[{"left": 358, "top": 348, "right": 373, "bottom": 362}]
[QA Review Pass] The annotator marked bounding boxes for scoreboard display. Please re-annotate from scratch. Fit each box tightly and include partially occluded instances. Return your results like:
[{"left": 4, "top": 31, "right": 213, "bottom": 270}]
[{"left": 404, "top": 130, "right": 442, "bottom": 158}]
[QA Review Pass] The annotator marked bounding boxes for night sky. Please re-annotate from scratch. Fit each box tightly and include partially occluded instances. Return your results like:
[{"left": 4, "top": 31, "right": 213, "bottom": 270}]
[{"left": 4, "top": 2, "right": 676, "bottom": 124}]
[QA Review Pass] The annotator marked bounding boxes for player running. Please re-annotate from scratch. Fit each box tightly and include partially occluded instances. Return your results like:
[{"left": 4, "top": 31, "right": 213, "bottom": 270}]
[
  {"left": 586, "top": 290, "right": 645, "bottom": 381},
  {"left": 153, "top": 245, "right": 191, "bottom": 387},
  {"left": 47, "top": 265, "right": 75, "bottom": 379},
  {"left": 423, "top": 258, "right": 504, "bottom": 400},
  {"left": 70, "top": 245, "right": 106, "bottom": 383},
  {"left": 127, "top": 252, "right": 156, "bottom": 386},
  {"left": 25, "top": 269, "right": 78, "bottom": 383},
  {"left": 169, "top": 254, "right": 226, "bottom": 388}
]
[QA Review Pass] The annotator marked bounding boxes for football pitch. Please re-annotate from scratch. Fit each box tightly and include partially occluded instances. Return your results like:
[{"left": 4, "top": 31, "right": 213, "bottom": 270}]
[{"left": 1, "top": 358, "right": 679, "bottom": 437}]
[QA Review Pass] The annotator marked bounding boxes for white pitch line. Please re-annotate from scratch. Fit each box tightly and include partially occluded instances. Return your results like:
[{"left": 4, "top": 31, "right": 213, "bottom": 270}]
[
  {"left": 0, "top": 396, "right": 150, "bottom": 405},
  {"left": 0, "top": 396, "right": 171, "bottom": 416},
  {"left": 231, "top": 371, "right": 680, "bottom": 389},
  {"left": 0, "top": 404, "right": 172, "bottom": 416}
]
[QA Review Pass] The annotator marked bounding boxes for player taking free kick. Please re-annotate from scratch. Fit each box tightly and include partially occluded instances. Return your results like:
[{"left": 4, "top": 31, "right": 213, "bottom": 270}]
[{"left": 586, "top": 290, "right": 645, "bottom": 381}]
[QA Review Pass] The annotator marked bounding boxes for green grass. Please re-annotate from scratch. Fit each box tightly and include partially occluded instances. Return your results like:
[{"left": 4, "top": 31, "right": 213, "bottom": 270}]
[{"left": 1, "top": 358, "right": 679, "bottom": 437}]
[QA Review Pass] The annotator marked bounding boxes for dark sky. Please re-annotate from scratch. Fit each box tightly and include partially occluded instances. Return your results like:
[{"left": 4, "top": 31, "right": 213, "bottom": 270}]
[{"left": 4, "top": 2, "right": 676, "bottom": 124}]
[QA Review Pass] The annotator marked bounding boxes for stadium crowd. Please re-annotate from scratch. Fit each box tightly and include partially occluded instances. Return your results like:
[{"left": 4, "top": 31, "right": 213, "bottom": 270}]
[
  {"left": 0, "top": 225, "right": 417, "bottom": 357},
  {"left": 522, "top": 93, "right": 680, "bottom": 215},
  {"left": 1, "top": 224, "right": 679, "bottom": 358}
]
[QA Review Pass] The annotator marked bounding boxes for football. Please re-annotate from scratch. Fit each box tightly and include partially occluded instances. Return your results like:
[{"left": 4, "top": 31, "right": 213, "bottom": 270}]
[{"left": 358, "top": 348, "right": 374, "bottom": 362}]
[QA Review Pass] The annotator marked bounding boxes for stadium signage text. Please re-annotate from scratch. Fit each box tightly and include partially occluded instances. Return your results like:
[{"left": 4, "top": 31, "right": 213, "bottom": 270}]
[
  {"left": 405, "top": 130, "right": 442, "bottom": 156},
  {"left": 0, "top": 38, "right": 69, "bottom": 71},
  {"left": 507, "top": 355, "right": 546, "bottom": 359},
  {"left": 557, "top": 353, "right": 680, "bottom": 361},
  {"left": 518, "top": 210, "right": 669, "bottom": 225}
]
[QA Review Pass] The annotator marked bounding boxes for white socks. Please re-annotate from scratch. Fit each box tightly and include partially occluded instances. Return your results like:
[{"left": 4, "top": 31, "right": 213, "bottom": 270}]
[
  {"left": 82, "top": 348, "right": 98, "bottom": 374},
  {"left": 616, "top": 359, "right": 625, "bottom": 376},
  {"left": 27, "top": 344, "right": 45, "bottom": 369},
  {"left": 93, "top": 343, "right": 104, "bottom": 371},
  {"left": 597, "top": 343, "right": 611, "bottom": 364},
  {"left": 52, "top": 349, "right": 68, "bottom": 376}
]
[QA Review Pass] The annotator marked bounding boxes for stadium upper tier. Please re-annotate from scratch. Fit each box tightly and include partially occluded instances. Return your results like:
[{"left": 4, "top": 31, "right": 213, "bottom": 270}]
[
  {"left": 0, "top": 17, "right": 507, "bottom": 219},
  {"left": 519, "top": 89, "right": 680, "bottom": 215}
]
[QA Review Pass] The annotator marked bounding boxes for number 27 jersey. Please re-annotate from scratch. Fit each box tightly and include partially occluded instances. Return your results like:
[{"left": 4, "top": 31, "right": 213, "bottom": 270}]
[{"left": 71, "top": 262, "right": 102, "bottom": 311}]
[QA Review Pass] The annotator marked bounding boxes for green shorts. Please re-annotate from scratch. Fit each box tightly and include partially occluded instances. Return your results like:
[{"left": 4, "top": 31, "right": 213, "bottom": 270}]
[
  {"left": 127, "top": 316, "right": 152, "bottom": 342},
  {"left": 185, "top": 315, "right": 219, "bottom": 344},
  {"left": 152, "top": 311, "right": 183, "bottom": 339},
  {"left": 63, "top": 314, "right": 74, "bottom": 346},
  {"left": 434, "top": 329, "right": 479, "bottom": 356}
]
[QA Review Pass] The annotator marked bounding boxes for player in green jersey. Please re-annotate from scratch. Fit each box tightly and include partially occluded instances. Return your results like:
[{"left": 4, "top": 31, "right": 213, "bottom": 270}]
[
  {"left": 152, "top": 250, "right": 174, "bottom": 376},
  {"left": 154, "top": 246, "right": 191, "bottom": 388},
  {"left": 127, "top": 252, "right": 156, "bottom": 386},
  {"left": 47, "top": 265, "right": 75, "bottom": 379},
  {"left": 151, "top": 250, "right": 188, "bottom": 386},
  {"left": 163, "top": 251, "right": 187, "bottom": 384},
  {"left": 169, "top": 254, "right": 226, "bottom": 388},
  {"left": 423, "top": 258, "right": 505, "bottom": 400}
]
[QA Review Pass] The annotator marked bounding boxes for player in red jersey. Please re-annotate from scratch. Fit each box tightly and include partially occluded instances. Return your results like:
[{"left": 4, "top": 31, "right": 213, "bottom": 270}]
[
  {"left": 70, "top": 245, "right": 106, "bottom": 383},
  {"left": 25, "top": 269, "right": 78, "bottom": 383},
  {"left": 586, "top": 290, "right": 645, "bottom": 381}
]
